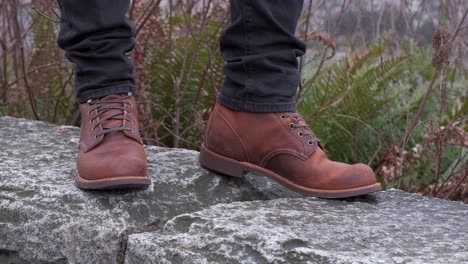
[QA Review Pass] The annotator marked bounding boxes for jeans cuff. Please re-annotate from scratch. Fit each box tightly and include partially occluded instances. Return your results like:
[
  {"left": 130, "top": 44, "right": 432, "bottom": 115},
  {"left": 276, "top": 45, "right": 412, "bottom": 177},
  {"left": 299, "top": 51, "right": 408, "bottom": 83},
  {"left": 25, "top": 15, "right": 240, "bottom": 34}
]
[
  {"left": 77, "top": 84, "right": 138, "bottom": 103},
  {"left": 217, "top": 94, "right": 296, "bottom": 113}
]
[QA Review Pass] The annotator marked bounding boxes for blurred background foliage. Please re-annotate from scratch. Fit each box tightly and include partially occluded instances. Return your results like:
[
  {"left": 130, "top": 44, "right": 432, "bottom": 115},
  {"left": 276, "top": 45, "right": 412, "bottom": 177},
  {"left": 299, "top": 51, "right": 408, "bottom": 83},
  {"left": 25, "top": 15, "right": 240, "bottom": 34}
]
[{"left": 0, "top": 0, "right": 467, "bottom": 202}]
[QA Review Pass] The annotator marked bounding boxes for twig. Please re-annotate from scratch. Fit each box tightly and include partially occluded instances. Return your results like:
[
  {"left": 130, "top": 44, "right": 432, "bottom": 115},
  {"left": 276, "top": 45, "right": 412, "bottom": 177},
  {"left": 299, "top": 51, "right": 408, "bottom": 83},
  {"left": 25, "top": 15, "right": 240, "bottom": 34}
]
[
  {"left": 135, "top": 0, "right": 161, "bottom": 35},
  {"left": 298, "top": 0, "right": 316, "bottom": 80},
  {"left": 297, "top": 0, "right": 348, "bottom": 101},
  {"left": 444, "top": 167, "right": 468, "bottom": 200},
  {"left": 398, "top": 73, "right": 439, "bottom": 146},
  {"left": 335, "top": 114, "right": 383, "bottom": 165},
  {"left": 13, "top": 1, "right": 40, "bottom": 120},
  {"left": 398, "top": 6, "right": 468, "bottom": 148},
  {"left": 438, "top": 147, "right": 468, "bottom": 192},
  {"left": 7, "top": 60, "right": 69, "bottom": 88},
  {"left": 52, "top": 67, "right": 74, "bottom": 122},
  {"left": 31, "top": 6, "right": 59, "bottom": 23}
]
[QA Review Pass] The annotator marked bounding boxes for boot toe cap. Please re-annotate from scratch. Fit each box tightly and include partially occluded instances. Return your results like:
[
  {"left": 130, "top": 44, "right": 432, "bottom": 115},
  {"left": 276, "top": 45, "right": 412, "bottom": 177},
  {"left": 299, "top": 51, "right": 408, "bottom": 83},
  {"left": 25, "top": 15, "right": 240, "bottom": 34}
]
[
  {"left": 316, "top": 163, "right": 377, "bottom": 190},
  {"left": 343, "top": 163, "right": 377, "bottom": 188},
  {"left": 77, "top": 154, "right": 148, "bottom": 181}
]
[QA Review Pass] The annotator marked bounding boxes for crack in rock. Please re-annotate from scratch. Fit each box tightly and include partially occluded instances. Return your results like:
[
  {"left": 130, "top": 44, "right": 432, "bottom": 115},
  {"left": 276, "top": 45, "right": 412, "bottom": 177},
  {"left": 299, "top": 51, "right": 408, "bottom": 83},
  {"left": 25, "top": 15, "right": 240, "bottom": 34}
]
[{"left": 116, "top": 218, "right": 168, "bottom": 264}]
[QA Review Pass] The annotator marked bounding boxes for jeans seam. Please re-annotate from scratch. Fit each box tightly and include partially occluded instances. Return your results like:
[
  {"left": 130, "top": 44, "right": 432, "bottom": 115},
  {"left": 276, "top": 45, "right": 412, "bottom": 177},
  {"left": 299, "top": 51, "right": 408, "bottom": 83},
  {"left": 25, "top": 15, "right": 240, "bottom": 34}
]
[
  {"left": 217, "top": 94, "right": 296, "bottom": 113},
  {"left": 77, "top": 84, "right": 137, "bottom": 103},
  {"left": 243, "top": 0, "right": 254, "bottom": 101}
]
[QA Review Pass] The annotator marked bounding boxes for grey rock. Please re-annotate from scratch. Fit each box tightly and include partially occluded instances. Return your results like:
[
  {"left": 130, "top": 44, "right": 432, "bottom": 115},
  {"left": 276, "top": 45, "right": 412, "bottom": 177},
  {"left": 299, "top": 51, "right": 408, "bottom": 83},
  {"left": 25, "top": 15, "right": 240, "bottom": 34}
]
[
  {"left": 125, "top": 190, "right": 468, "bottom": 264},
  {"left": 2, "top": 116, "right": 468, "bottom": 264},
  {"left": 0, "top": 116, "right": 285, "bottom": 264}
]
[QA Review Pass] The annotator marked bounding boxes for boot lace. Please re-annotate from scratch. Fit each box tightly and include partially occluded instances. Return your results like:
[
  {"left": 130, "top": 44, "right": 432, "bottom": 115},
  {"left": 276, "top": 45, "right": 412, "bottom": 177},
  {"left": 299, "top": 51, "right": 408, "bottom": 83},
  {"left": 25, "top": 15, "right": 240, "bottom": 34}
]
[
  {"left": 281, "top": 113, "right": 321, "bottom": 145},
  {"left": 87, "top": 93, "right": 134, "bottom": 137}
]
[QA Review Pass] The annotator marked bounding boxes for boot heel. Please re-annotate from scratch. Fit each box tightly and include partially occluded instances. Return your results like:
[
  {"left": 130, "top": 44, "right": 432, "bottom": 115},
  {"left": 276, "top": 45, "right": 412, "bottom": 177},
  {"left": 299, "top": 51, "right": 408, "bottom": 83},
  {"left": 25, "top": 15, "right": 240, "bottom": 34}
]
[{"left": 199, "top": 144, "right": 246, "bottom": 178}]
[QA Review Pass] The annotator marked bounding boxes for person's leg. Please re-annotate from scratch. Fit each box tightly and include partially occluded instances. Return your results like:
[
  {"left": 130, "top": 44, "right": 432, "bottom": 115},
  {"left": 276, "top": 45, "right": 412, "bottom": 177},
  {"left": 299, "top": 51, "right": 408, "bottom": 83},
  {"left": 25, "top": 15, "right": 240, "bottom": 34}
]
[
  {"left": 57, "top": 0, "right": 137, "bottom": 102},
  {"left": 218, "top": 0, "right": 305, "bottom": 112},
  {"left": 200, "top": 0, "right": 381, "bottom": 198},
  {"left": 57, "top": 0, "right": 149, "bottom": 189}
]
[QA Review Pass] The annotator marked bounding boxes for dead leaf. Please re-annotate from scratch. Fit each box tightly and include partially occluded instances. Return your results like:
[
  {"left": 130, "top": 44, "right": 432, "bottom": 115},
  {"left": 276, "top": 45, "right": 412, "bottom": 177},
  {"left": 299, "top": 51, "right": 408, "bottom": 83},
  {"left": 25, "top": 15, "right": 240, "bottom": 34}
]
[{"left": 54, "top": 127, "right": 70, "bottom": 133}]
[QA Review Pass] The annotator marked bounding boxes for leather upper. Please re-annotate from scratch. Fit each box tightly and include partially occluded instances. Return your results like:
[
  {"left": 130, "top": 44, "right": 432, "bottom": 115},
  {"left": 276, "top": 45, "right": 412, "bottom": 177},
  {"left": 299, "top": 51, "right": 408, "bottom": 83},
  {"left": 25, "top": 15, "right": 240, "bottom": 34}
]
[
  {"left": 204, "top": 103, "right": 376, "bottom": 190},
  {"left": 77, "top": 94, "right": 147, "bottom": 180}
]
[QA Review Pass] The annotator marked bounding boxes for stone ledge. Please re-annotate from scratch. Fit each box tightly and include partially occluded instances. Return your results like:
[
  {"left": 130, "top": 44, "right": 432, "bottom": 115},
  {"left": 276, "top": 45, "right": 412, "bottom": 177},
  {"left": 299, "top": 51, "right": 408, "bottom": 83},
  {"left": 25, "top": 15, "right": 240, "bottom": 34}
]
[
  {"left": 0, "top": 116, "right": 467, "bottom": 264},
  {"left": 125, "top": 190, "right": 468, "bottom": 264}
]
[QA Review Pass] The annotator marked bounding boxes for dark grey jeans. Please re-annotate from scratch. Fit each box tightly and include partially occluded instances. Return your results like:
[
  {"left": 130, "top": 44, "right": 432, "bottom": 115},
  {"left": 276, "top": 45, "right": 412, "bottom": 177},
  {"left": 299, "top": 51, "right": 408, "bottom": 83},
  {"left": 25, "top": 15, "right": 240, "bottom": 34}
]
[{"left": 57, "top": 0, "right": 305, "bottom": 112}]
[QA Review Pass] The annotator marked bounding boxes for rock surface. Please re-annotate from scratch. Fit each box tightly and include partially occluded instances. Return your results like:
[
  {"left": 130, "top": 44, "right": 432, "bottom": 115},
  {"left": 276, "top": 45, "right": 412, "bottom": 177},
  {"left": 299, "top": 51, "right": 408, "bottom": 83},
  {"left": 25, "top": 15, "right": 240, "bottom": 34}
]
[
  {"left": 125, "top": 191, "right": 468, "bottom": 264},
  {"left": 0, "top": 116, "right": 286, "bottom": 264},
  {"left": 1, "top": 116, "right": 467, "bottom": 264}
]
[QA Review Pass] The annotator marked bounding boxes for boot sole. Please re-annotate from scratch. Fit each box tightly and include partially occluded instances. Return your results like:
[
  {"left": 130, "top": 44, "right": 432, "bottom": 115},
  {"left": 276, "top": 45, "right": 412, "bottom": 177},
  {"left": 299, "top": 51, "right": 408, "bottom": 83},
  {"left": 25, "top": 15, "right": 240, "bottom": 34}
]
[
  {"left": 75, "top": 174, "right": 151, "bottom": 190},
  {"left": 199, "top": 144, "right": 382, "bottom": 198}
]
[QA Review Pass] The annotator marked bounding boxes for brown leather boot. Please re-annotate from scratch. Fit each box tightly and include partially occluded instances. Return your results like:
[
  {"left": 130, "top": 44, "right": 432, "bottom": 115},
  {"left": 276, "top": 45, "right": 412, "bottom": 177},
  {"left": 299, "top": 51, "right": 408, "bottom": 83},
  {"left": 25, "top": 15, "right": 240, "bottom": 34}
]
[
  {"left": 199, "top": 103, "right": 381, "bottom": 198},
  {"left": 75, "top": 93, "right": 150, "bottom": 189}
]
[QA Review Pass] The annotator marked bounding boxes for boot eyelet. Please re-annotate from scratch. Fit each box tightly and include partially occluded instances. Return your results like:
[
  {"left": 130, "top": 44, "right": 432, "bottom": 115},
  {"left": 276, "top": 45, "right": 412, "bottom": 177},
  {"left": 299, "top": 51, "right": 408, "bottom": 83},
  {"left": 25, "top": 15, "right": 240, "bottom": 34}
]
[
  {"left": 289, "top": 123, "right": 294, "bottom": 129},
  {"left": 308, "top": 140, "right": 314, "bottom": 145},
  {"left": 280, "top": 114, "right": 286, "bottom": 119},
  {"left": 298, "top": 131, "right": 304, "bottom": 137}
]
